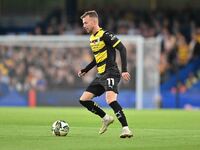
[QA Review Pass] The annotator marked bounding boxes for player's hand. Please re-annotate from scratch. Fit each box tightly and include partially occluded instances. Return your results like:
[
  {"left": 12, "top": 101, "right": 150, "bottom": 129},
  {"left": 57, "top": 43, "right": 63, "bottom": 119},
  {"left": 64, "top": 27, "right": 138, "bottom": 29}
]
[
  {"left": 122, "top": 72, "right": 131, "bottom": 81},
  {"left": 78, "top": 70, "right": 86, "bottom": 77}
]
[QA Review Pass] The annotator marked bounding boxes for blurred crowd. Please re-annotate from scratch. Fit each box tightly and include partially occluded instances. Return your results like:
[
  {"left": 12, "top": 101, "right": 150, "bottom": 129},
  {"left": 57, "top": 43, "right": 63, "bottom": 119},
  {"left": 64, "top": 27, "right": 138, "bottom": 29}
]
[
  {"left": 0, "top": 43, "right": 136, "bottom": 92},
  {"left": 31, "top": 7, "right": 200, "bottom": 82},
  {"left": 31, "top": 8, "right": 199, "bottom": 39},
  {"left": 1, "top": 8, "right": 200, "bottom": 92}
]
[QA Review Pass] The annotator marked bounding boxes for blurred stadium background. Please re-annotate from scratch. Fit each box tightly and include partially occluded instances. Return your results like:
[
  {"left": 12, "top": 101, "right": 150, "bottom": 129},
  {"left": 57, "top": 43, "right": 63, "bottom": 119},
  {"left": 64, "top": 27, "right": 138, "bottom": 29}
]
[{"left": 0, "top": 0, "right": 200, "bottom": 109}]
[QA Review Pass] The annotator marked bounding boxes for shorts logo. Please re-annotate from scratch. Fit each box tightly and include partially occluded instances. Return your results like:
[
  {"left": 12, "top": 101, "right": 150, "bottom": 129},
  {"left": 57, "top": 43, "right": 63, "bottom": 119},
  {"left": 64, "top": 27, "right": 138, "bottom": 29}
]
[{"left": 107, "top": 78, "right": 114, "bottom": 88}]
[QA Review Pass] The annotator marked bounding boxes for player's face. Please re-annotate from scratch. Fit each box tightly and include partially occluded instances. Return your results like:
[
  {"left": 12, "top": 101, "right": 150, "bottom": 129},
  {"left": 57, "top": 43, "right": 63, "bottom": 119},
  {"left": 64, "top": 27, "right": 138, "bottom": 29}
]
[{"left": 82, "top": 16, "right": 95, "bottom": 34}]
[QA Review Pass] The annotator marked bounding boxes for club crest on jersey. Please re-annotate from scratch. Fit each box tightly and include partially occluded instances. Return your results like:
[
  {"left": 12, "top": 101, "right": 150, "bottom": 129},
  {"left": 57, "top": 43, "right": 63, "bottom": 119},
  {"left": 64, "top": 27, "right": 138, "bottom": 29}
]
[{"left": 90, "top": 38, "right": 100, "bottom": 44}]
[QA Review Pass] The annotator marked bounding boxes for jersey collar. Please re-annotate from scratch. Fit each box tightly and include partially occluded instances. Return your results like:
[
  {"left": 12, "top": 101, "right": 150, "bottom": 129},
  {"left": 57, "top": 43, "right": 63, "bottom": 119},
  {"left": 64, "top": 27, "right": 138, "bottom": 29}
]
[{"left": 93, "top": 28, "right": 102, "bottom": 36}]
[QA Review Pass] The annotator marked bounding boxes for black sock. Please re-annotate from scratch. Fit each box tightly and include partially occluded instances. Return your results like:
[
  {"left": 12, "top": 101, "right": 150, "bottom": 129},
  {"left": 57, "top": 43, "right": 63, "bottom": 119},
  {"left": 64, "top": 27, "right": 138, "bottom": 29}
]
[
  {"left": 79, "top": 100, "right": 106, "bottom": 118},
  {"left": 109, "top": 101, "right": 128, "bottom": 127}
]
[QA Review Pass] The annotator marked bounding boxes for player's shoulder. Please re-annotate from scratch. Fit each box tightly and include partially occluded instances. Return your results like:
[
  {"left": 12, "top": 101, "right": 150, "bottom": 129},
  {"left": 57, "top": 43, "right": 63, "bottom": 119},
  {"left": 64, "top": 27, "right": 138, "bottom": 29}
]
[
  {"left": 103, "top": 30, "right": 114, "bottom": 36},
  {"left": 103, "top": 30, "right": 117, "bottom": 40}
]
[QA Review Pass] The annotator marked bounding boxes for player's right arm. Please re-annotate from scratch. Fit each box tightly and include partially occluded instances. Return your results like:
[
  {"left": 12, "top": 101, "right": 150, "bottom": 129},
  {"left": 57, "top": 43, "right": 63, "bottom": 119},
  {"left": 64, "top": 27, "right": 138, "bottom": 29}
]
[{"left": 78, "top": 58, "right": 96, "bottom": 77}]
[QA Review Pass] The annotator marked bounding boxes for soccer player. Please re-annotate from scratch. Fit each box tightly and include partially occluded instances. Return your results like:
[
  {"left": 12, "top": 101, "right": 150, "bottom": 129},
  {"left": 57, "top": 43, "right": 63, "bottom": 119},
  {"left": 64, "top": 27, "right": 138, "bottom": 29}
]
[{"left": 78, "top": 10, "right": 133, "bottom": 138}]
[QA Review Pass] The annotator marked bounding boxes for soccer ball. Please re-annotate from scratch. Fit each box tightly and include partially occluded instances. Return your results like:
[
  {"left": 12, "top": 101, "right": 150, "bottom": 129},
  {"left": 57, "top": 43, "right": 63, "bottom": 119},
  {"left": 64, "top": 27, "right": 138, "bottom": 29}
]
[{"left": 52, "top": 120, "right": 70, "bottom": 136}]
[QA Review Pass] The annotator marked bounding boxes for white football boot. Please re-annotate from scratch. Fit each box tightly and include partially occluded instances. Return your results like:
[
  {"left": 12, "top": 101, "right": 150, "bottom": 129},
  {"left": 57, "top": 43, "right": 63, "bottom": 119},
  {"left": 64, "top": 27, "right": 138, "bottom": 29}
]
[
  {"left": 120, "top": 126, "right": 133, "bottom": 138},
  {"left": 99, "top": 114, "right": 114, "bottom": 134}
]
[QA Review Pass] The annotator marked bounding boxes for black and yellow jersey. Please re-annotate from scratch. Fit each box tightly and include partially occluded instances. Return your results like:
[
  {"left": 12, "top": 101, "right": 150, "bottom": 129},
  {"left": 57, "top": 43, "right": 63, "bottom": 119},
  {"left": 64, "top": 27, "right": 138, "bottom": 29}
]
[{"left": 82, "top": 28, "right": 127, "bottom": 75}]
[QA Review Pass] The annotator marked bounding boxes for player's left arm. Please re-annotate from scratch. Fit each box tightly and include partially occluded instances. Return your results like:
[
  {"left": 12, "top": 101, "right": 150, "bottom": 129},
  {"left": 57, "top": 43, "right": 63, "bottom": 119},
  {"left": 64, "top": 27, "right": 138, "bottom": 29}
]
[
  {"left": 103, "top": 31, "right": 131, "bottom": 81},
  {"left": 115, "top": 42, "right": 131, "bottom": 81}
]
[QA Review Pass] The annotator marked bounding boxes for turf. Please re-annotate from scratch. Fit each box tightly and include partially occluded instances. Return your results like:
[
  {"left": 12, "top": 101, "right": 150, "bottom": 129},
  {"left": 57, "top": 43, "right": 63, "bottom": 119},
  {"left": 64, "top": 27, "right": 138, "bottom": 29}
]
[{"left": 0, "top": 107, "right": 200, "bottom": 150}]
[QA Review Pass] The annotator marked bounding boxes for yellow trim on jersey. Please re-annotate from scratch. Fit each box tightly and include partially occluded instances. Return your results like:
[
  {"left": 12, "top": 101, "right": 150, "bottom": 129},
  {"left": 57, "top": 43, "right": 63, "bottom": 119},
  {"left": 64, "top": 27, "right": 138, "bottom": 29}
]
[
  {"left": 97, "top": 64, "right": 106, "bottom": 74},
  {"left": 113, "top": 40, "right": 121, "bottom": 48},
  {"left": 95, "top": 50, "right": 107, "bottom": 63}
]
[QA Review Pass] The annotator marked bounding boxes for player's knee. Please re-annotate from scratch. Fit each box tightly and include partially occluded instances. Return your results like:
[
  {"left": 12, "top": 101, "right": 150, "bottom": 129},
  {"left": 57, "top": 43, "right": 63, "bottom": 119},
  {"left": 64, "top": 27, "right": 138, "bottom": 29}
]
[
  {"left": 106, "top": 98, "right": 116, "bottom": 104},
  {"left": 80, "top": 92, "right": 94, "bottom": 101},
  {"left": 80, "top": 95, "right": 88, "bottom": 101},
  {"left": 106, "top": 91, "right": 117, "bottom": 104},
  {"left": 80, "top": 96, "right": 86, "bottom": 101},
  {"left": 106, "top": 98, "right": 115, "bottom": 104}
]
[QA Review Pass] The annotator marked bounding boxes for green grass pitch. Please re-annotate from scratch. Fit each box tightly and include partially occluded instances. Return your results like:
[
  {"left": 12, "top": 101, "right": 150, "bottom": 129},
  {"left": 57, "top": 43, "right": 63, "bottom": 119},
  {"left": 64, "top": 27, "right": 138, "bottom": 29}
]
[{"left": 0, "top": 107, "right": 200, "bottom": 150}]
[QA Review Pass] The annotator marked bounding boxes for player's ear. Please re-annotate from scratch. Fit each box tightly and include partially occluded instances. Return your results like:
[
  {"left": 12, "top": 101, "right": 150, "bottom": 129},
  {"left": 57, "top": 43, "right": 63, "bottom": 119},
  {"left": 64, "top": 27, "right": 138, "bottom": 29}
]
[{"left": 93, "top": 17, "right": 98, "bottom": 24}]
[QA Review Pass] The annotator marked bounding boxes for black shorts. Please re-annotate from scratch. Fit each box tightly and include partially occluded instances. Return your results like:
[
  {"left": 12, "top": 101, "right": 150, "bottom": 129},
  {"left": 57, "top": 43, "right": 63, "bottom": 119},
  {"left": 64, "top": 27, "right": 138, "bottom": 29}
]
[{"left": 86, "top": 67, "right": 121, "bottom": 97}]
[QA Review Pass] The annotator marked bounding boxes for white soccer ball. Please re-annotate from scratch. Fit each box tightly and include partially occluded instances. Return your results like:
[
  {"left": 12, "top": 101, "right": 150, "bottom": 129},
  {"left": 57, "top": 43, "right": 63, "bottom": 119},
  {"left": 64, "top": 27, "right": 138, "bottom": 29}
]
[{"left": 52, "top": 120, "right": 70, "bottom": 136}]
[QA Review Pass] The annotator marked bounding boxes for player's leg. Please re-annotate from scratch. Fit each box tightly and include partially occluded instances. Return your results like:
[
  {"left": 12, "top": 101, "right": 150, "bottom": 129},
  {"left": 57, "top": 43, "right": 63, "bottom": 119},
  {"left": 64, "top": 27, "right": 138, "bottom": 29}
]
[
  {"left": 80, "top": 78, "right": 114, "bottom": 134},
  {"left": 79, "top": 91, "right": 106, "bottom": 118},
  {"left": 80, "top": 88, "right": 114, "bottom": 134},
  {"left": 106, "top": 91, "right": 128, "bottom": 127},
  {"left": 106, "top": 91, "right": 133, "bottom": 138},
  {"left": 104, "top": 72, "right": 133, "bottom": 138}
]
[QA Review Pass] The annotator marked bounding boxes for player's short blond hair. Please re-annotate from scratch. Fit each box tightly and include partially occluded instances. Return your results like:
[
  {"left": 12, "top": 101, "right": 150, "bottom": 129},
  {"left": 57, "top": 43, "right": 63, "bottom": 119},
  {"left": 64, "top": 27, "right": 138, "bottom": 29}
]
[{"left": 80, "top": 10, "right": 98, "bottom": 19}]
